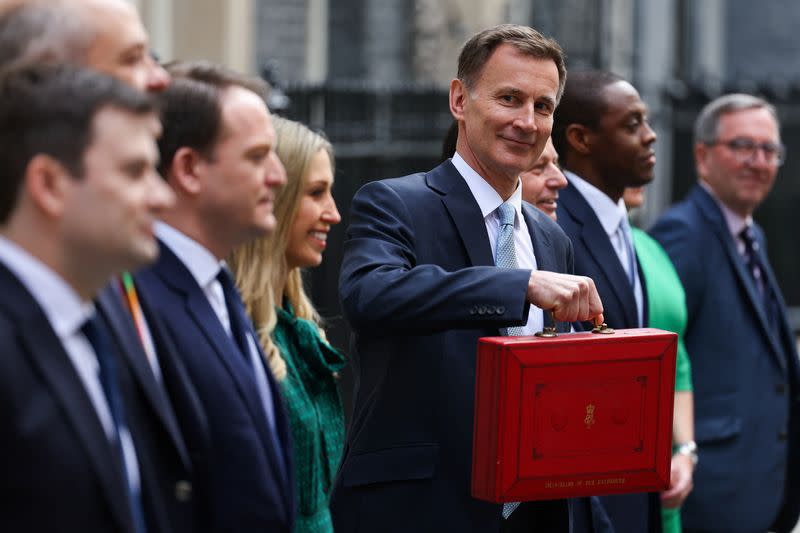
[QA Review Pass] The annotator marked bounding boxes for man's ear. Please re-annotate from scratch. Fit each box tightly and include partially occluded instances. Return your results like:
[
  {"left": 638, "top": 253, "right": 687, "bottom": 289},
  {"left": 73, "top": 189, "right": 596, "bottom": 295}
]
[
  {"left": 565, "top": 124, "right": 594, "bottom": 156},
  {"left": 168, "top": 147, "right": 204, "bottom": 196},
  {"left": 450, "top": 78, "right": 468, "bottom": 121},
  {"left": 25, "top": 154, "right": 72, "bottom": 218}
]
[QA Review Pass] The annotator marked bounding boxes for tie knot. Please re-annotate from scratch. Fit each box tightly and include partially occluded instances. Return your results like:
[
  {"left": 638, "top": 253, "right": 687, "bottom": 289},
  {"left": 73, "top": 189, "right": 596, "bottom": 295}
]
[
  {"left": 740, "top": 226, "right": 758, "bottom": 252},
  {"left": 497, "top": 202, "right": 515, "bottom": 227},
  {"left": 216, "top": 266, "right": 237, "bottom": 292},
  {"left": 81, "top": 313, "right": 103, "bottom": 347}
]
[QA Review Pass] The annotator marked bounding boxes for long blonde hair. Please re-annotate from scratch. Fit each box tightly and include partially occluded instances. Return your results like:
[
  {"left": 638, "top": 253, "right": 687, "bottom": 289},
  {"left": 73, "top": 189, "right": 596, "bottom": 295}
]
[{"left": 229, "top": 116, "right": 334, "bottom": 380}]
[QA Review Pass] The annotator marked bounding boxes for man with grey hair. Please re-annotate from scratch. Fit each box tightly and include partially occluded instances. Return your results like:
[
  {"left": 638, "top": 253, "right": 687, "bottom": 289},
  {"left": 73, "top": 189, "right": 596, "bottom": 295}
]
[
  {"left": 651, "top": 94, "right": 800, "bottom": 533},
  {"left": 0, "top": 0, "right": 168, "bottom": 92}
]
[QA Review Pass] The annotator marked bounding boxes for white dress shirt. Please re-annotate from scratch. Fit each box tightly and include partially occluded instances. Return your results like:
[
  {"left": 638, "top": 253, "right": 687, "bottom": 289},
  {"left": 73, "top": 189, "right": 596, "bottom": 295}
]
[
  {"left": 566, "top": 171, "right": 644, "bottom": 327},
  {"left": 155, "top": 222, "right": 277, "bottom": 431},
  {"left": 452, "top": 152, "right": 544, "bottom": 334},
  {"left": 0, "top": 236, "right": 141, "bottom": 491}
]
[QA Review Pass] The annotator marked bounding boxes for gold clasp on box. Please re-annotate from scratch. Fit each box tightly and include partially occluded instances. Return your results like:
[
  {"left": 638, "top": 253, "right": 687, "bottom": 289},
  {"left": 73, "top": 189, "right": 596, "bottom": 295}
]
[
  {"left": 591, "top": 316, "right": 615, "bottom": 334},
  {"left": 535, "top": 310, "right": 558, "bottom": 337}
]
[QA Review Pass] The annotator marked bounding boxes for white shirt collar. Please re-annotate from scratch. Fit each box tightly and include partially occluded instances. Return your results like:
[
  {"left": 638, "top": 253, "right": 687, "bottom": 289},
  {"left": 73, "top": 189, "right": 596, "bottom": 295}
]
[
  {"left": 565, "top": 170, "right": 628, "bottom": 236},
  {"left": 0, "top": 236, "right": 93, "bottom": 337},
  {"left": 699, "top": 180, "right": 752, "bottom": 238},
  {"left": 452, "top": 152, "right": 523, "bottom": 223},
  {"left": 155, "top": 221, "right": 222, "bottom": 288}
]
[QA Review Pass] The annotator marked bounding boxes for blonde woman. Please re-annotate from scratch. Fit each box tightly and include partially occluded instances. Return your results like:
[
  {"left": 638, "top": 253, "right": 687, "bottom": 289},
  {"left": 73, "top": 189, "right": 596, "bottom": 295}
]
[{"left": 229, "top": 117, "right": 344, "bottom": 533}]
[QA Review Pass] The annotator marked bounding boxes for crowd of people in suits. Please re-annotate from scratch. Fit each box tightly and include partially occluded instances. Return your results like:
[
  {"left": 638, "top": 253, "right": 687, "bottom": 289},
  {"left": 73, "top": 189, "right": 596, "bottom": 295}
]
[{"left": 0, "top": 2, "right": 797, "bottom": 533}]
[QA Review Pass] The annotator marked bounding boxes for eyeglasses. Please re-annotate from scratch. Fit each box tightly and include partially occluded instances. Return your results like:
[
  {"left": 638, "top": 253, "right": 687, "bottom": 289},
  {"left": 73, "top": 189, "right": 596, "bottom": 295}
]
[{"left": 706, "top": 137, "right": 786, "bottom": 166}]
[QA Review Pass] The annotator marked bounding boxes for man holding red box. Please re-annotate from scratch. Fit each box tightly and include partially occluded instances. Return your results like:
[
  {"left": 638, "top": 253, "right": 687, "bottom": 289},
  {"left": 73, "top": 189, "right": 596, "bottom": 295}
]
[{"left": 332, "top": 24, "right": 603, "bottom": 533}]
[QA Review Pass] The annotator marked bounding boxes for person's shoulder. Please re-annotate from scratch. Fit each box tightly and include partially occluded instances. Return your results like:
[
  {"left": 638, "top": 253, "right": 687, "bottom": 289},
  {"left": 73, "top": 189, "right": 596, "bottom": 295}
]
[
  {"left": 352, "top": 162, "right": 457, "bottom": 215},
  {"left": 524, "top": 202, "right": 553, "bottom": 228},
  {"left": 358, "top": 162, "right": 449, "bottom": 196},
  {"left": 632, "top": 226, "right": 669, "bottom": 260},
  {"left": 525, "top": 202, "right": 570, "bottom": 242},
  {"left": 650, "top": 197, "right": 698, "bottom": 236}
]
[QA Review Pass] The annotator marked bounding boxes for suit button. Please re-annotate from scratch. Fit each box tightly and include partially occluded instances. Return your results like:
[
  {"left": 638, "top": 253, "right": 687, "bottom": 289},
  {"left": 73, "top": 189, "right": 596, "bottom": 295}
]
[
  {"left": 478, "top": 306, "right": 486, "bottom": 315},
  {"left": 777, "top": 383, "right": 786, "bottom": 394},
  {"left": 486, "top": 306, "right": 495, "bottom": 315},
  {"left": 175, "top": 480, "right": 192, "bottom": 502},
  {"left": 496, "top": 306, "right": 505, "bottom": 314},
  {"left": 779, "top": 430, "right": 788, "bottom": 441},
  {"left": 470, "top": 306, "right": 477, "bottom": 316}
]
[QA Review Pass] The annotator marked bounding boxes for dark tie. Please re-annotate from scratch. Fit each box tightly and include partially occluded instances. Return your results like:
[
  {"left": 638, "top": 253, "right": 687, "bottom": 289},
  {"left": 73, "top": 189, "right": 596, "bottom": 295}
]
[
  {"left": 81, "top": 313, "right": 147, "bottom": 533},
  {"left": 216, "top": 268, "right": 251, "bottom": 360},
  {"left": 216, "top": 267, "right": 285, "bottom": 477},
  {"left": 739, "top": 226, "right": 778, "bottom": 326}
]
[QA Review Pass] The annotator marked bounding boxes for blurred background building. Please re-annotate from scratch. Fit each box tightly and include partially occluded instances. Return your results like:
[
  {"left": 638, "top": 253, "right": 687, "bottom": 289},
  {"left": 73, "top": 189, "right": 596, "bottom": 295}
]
[{"left": 134, "top": 0, "right": 800, "bottom": 346}]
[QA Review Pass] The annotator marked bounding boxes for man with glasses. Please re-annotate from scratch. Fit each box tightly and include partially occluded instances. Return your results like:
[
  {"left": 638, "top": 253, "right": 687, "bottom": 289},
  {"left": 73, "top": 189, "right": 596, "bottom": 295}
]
[{"left": 651, "top": 94, "right": 800, "bottom": 533}]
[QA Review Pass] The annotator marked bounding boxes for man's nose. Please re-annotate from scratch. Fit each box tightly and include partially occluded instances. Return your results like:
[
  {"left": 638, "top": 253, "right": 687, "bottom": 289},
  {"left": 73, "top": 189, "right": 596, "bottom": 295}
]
[
  {"left": 513, "top": 103, "right": 537, "bottom": 133},
  {"left": 266, "top": 152, "right": 287, "bottom": 188},
  {"left": 146, "top": 56, "right": 170, "bottom": 93}
]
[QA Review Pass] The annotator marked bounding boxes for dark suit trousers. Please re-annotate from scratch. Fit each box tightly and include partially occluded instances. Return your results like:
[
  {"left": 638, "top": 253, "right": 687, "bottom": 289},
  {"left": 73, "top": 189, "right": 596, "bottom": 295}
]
[{"left": 500, "top": 501, "right": 571, "bottom": 533}]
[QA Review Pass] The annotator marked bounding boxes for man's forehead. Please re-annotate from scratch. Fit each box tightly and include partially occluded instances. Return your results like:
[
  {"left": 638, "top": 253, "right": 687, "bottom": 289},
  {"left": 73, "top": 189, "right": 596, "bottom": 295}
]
[
  {"left": 78, "top": 0, "right": 147, "bottom": 45},
  {"left": 720, "top": 107, "right": 777, "bottom": 127},
  {"left": 90, "top": 105, "right": 158, "bottom": 136},
  {"left": 220, "top": 86, "right": 270, "bottom": 126}
]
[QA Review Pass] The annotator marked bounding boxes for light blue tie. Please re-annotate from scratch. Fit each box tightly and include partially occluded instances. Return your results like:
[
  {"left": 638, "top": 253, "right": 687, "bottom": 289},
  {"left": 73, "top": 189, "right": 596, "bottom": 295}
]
[
  {"left": 495, "top": 202, "right": 518, "bottom": 269},
  {"left": 618, "top": 216, "right": 644, "bottom": 326},
  {"left": 496, "top": 202, "right": 525, "bottom": 338},
  {"left": 618, "top": 216, "right": 636, "bottom": 289},
  {"left": 496, "top": 202, "right": 523, "bottom": 519}
]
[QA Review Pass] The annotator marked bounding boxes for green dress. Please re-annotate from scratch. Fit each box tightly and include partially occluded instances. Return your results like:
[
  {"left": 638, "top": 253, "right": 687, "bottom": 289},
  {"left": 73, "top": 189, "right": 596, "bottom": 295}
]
[
  {"left": 632, "top": 227, "right": 692, "bottom": 533},
  {"left": 273, "top": 302, "right": 347, "bottom": 533}
]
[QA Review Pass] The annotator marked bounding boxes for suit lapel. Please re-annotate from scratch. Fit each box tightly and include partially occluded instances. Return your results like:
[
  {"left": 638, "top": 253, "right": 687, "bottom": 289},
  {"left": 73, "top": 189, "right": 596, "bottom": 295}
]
[
  {"left": 0, "top": 265, "right": 133, "bottom": 532},
  {"left": 96, "top": 283, "right": 190, "bottom": 468},
  {"left": 692, "top": 186, "right": 786, "bottom": 370},
  {"left": 153, "top": 242, "right": 291, "bottom": 496},
  {"left": 427, "top": 161, "right": 495, "bottom": 267},
  {"left": 561, "top": 182, "right": 638, "bottom": 328},
  {"left": 757, "top": 242, "right": 799, "bottom": 364}
]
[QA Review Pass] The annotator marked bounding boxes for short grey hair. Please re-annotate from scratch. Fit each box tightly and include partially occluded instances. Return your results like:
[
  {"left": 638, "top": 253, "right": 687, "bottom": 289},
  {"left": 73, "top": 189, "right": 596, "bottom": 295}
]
[
  {"left": 0, "top": 2, "right": 96, "bottom": 71},
  {"left": 693, "top": 93, "right": 780, "bottom": 145}
]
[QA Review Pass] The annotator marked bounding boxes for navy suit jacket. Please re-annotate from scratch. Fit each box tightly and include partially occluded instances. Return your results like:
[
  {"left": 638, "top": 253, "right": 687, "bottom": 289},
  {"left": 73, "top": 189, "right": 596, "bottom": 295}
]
[
  {"left": 135, "top": 242, "right": 295, "bottom": 532},
  {"left": 97, "top": 282, "right": 207, "bottom": 532},
  {"left": 557, "top": 180, "right": 648, "bottom": 330},
  {"left": 0, "top": 263, "right": 187, "bottom": 532},
  {"left": 650, "top": 184, "right": 800, "bottom": 533},
  {"left": 557, "top": 179, "right": 659, "bottom": 533},
  {"left": 332, "top": 160, "right": 578, "bottom": 533}
]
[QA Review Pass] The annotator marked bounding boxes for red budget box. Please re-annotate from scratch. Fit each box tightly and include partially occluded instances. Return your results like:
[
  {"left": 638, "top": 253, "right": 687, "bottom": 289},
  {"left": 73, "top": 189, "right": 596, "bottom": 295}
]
[{"left": 471, "top": 328, "right": 677, "bottom": 502}]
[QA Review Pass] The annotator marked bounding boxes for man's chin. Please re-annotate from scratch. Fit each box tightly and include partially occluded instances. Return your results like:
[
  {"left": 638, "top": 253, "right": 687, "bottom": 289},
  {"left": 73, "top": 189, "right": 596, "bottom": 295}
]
[
  {"left": 125, "top": 243, "right": 160, "bottom": 272},
  {"left": 261, "top": 214, "right": 277, "bottom": 235}
]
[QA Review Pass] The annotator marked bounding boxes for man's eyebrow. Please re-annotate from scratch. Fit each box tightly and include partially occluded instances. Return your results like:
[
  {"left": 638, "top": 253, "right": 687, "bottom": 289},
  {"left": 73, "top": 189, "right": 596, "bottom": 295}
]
[{"left": 538, "top": 95, "right": 556, "bottom": 109}]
